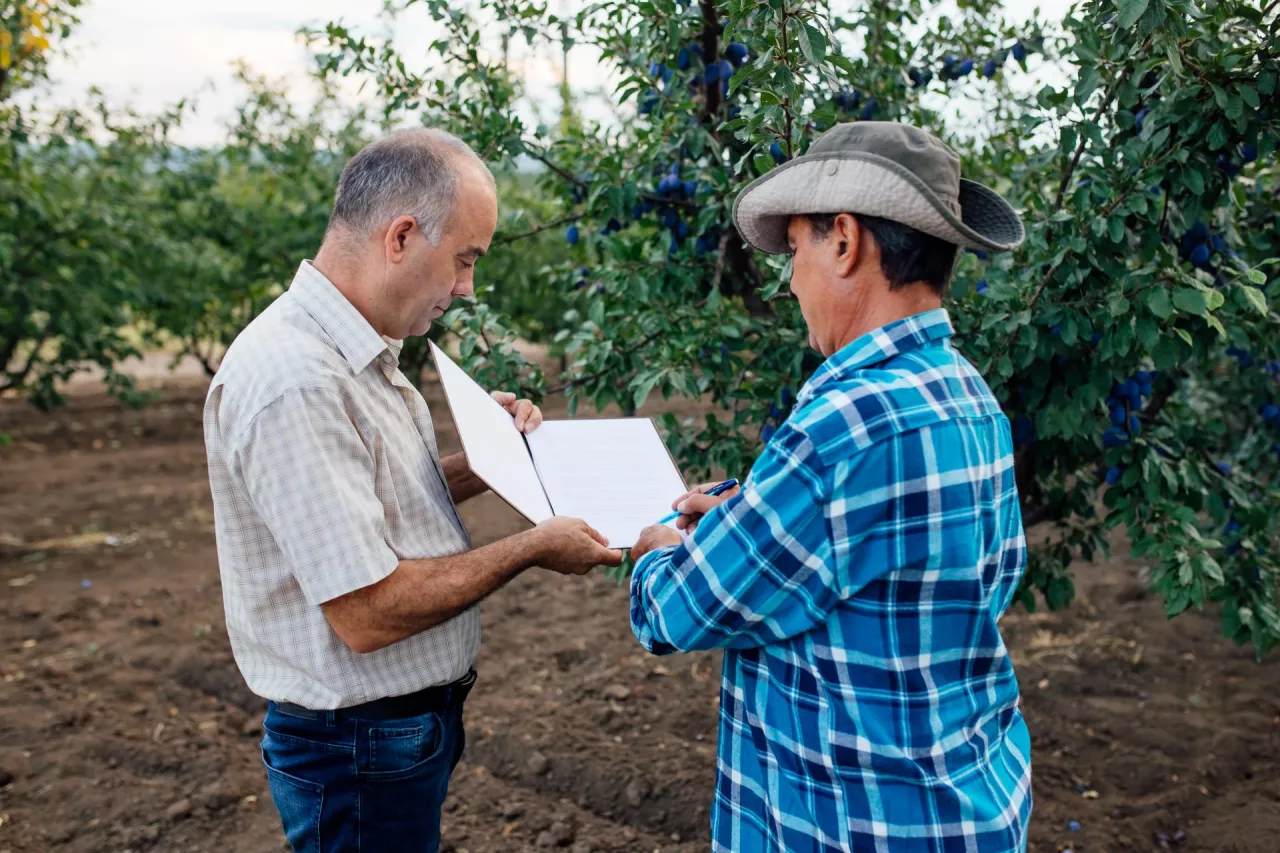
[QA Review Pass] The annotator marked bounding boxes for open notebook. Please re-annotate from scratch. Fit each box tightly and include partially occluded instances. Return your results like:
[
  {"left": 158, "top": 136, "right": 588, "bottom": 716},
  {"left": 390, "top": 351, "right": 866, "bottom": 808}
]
[{"left": 429, "top": 341, "right": 688, "bottom": 549}]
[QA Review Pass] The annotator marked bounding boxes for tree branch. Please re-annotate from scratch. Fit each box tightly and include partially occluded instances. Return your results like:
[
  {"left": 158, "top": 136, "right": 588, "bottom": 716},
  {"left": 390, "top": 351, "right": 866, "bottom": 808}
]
[
  {"left": 546, "top": 327, "right": 667, "bottom": 395},
  {"left": 1053, "top": 77, "right": 1122, "bottom": 210},
  {"left": 1, "top": 325, "right": 51, "bottom": 395},
  {"left": 0, "top": 292, "right": 30, "bottom": 379},
  {"left": 494, "top": 213, "right": 582, "bottom": 245},
  {"left": 699, "top": 1, "right": 722, "bottom": 120}
]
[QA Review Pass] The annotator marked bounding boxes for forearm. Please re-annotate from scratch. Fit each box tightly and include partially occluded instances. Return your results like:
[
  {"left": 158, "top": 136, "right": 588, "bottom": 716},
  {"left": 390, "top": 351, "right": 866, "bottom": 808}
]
[
  {"left": 442, "top": 451, "right": 489, "bottom": 503},
  {"left": 323, "top": 527, "right": 545, "bottom": 653}
]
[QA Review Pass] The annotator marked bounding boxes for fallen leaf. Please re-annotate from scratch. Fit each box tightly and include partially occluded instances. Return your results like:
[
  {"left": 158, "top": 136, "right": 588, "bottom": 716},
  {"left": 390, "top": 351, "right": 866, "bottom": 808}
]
[{"left": 8, "top": 574, "right": 36, "bottom": 588}]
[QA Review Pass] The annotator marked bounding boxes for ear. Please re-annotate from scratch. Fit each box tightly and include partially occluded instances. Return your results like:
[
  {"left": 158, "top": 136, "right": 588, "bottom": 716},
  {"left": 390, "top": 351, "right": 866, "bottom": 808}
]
[
  {"left": 384, "top": 215, "right": 418, "bottom": 264},
  {"left": 832, "top": 213, "right": 861, "bottom": 277}
]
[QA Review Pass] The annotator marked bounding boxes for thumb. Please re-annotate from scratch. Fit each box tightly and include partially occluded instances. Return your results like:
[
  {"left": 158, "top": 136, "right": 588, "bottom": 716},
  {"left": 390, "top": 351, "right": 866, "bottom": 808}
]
[{"left": 596, "top": 547, "right": 625, "bottom": 567}]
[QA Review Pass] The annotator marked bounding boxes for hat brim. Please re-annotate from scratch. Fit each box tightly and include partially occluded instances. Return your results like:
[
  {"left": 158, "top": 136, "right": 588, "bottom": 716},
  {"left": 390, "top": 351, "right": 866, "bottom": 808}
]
[{"left": 731, "top": 151, "right": 1025, "bottom": 255}]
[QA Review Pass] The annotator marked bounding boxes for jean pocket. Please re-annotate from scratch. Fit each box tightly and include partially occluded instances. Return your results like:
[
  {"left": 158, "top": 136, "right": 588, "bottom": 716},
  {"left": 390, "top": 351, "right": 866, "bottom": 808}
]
[
  {"left": 262, "top": 744, "right": 324, "bottom": 853},
  {"left": 362, "top": 713, "right": 446, "bottom": 780}
]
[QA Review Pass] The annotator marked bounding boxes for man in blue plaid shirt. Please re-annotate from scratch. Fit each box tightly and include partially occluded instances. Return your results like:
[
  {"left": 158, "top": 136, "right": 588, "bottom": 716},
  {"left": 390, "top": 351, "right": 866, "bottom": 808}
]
[{"left": 630, "top": 122, "right": 1032, "bottom": 852}]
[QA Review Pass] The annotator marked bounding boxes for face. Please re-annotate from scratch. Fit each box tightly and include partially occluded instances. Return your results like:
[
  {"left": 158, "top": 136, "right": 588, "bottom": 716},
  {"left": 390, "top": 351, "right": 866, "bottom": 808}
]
[
  {"left": 379, "top": 161, "right": 498, "bottom": 339},
  {"left": 786, "top": 214, "right": 864, "bottom": 356}
]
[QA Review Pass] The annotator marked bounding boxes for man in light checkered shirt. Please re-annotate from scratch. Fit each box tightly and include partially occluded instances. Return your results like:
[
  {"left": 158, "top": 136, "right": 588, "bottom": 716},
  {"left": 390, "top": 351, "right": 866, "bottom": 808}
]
[
  {"left": 631, "top": 122, "right": 1034, "bottom": 851},
  {"left": 204, "top": 129, "right": 622, "bottom": 853}
]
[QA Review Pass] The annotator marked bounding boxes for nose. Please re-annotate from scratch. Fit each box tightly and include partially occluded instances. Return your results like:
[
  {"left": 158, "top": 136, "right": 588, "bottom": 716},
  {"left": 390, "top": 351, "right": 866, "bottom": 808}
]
[{"left": 453, "top": 278, "right": 475, "bottom": 299}]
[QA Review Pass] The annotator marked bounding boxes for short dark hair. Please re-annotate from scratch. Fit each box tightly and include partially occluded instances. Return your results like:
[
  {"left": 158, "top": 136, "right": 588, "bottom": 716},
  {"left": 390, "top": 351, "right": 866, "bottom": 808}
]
[{"left": 805, "top": 213, "right": 958, "bottom": 295}]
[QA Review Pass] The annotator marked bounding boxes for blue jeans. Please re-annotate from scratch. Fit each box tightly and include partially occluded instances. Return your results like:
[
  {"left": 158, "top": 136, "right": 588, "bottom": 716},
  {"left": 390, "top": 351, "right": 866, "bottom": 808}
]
[{"left": 261, "top": 700, "right": 466, "bottom": 853}]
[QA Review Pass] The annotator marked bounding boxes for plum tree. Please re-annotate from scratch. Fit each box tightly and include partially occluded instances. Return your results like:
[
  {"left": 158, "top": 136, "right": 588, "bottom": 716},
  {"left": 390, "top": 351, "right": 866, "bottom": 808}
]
[{"left": 307, "top": 0, "right": 1280, "bottom": 654}]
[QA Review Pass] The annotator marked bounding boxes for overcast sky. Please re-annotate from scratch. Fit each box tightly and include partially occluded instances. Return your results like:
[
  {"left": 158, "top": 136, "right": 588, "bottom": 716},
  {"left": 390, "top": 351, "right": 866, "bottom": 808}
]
[{"left": 39, "top": 0, "right": 1076, "bottom": 147}]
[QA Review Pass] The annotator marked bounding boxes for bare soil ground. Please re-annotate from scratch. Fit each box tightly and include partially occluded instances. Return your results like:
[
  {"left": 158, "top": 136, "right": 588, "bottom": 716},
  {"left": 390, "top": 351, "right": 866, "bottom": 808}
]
[{"left": 2, "top": 378, "right": 1279, "bottom": 853}]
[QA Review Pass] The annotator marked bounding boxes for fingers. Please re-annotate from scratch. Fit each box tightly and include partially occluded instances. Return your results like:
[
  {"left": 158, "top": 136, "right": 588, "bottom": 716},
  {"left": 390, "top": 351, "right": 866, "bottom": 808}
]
[
  {"left": 596, "top": 547, "right": 625, "bottom": 568},
  {"left": 670, "top": 490, "right": 696, "bottom": 511},
  {"left": 581, "top": 522, "right": 609, "bottom": 548},
  {"left": 491, "top": 391, "right": 541, "bottom": 433},
  {"left": 676, "top": 493, "right": 724, "bottom": 516},
  {"left": 514, "top": 399, "right": 540, "bottom": 432}
]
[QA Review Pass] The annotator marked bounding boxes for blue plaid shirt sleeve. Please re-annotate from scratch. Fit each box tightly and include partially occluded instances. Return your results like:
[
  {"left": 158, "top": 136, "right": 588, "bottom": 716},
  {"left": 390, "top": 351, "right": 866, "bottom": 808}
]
[{"left": 631, "top": 412, "right": 883, "bottom": 653}]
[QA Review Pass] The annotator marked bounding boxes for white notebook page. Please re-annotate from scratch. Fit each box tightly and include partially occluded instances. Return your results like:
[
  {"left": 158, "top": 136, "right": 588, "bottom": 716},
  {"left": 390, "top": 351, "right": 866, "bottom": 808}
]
[
  {"left": 525, "top": 418, "right": 688, "bottom": 549},
  {"left": 429, "top": 341, "right": 554, "bottom": 525}
]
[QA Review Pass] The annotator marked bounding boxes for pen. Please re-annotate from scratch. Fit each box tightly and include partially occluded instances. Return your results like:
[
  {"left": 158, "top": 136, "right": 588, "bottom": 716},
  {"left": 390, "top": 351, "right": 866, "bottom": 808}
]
[{"left": 656, "top": 478, "right": 740, "bottom": 525}]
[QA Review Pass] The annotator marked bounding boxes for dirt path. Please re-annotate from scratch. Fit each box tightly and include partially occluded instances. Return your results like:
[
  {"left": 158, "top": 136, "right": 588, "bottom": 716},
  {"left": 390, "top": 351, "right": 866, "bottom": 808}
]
[{"left": 1, "top": 382, "right": 1278, "bottom": 853}]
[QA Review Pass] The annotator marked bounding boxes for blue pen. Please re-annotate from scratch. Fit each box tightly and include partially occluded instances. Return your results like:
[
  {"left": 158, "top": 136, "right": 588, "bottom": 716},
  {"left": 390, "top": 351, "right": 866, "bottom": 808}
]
[{"left": 656, "top": 478, "right": 740, "bottom": 525}]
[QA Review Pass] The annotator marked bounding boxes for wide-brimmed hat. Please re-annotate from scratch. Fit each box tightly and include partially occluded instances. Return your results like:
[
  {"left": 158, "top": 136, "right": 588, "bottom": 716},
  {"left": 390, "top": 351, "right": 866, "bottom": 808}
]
[{"left": 732, "top": 121, "right": 1025, "bottom": 255}]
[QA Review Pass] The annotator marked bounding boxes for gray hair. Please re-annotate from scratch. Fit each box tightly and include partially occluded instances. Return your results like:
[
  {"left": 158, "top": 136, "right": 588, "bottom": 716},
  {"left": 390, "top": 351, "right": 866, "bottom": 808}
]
[{"left": 328, "top": 128, "right": 489, "bottom": 246}]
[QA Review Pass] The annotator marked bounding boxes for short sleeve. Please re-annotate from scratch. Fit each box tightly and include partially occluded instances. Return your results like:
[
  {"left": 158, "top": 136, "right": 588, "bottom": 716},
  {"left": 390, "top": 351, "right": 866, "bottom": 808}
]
[{"left": 228, "top": 387, "right": 400, "bottom": 605}]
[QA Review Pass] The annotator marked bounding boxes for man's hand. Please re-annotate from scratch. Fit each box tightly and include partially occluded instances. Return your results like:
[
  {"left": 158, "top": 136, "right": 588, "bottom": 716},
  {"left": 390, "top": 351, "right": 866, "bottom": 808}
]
[
  {"left": 533, "top": 517, "right": 624, "bottom": 574},
  {"left": 632, "top": 524, "right": 683, "bottom": 561},
  {"left": 670, "top": 480, "right": 742, "bottom": 532},
  {"left": 491, "top": 391, "right": 543, "bottom": 434}
]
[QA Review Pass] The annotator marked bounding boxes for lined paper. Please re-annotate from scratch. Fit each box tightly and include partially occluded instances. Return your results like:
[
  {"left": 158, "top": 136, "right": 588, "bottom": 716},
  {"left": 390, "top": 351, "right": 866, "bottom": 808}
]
[{"left": 525, "top": 419, "right": 688, "bottom": 549}]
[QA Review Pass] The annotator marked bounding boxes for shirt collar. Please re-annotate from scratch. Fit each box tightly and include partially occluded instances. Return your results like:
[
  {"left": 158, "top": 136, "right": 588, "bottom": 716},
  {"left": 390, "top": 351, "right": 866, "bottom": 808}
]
[
  {"left": 796, "top": 308, "right": 954, "bottom": 406},
  {"left": 288, "top": 261, "right": 403, "bottom": 373}
]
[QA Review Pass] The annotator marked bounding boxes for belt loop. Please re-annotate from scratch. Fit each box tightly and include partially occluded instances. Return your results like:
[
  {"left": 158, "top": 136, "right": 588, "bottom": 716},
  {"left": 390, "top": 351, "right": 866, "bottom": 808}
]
[{"left": 325, "top": 710, "right": 338, "bottom": 727}]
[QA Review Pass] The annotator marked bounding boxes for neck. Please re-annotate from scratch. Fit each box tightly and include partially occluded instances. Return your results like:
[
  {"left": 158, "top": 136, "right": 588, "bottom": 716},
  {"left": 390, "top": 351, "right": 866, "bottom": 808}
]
[
  {"left": 823, "top": 280, "right": 942, "bottom": 356},
  {"left": 313, "top": 240, "right": 389, "bottom": 337}
]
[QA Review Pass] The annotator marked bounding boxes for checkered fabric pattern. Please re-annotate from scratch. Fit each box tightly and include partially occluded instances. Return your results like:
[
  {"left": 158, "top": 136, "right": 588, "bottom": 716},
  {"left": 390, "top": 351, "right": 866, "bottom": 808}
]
[
  {"left": 631, "top": 309, "right": 1032, "bottom": 852},
  {"left": 204, "top": 261, "right": 477, "bottom": 709}
]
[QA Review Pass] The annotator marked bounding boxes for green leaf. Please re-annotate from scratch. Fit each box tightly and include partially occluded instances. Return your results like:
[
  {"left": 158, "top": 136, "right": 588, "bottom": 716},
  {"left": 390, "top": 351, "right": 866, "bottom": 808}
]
[
  {"left": 1146, "top": 287, "right": 1173, "bottom": 319},
  {"left": 1108, "top": 216, "right": 1126, "bottom": 243},
  {"left": 1242, "top": 286, "right": 1268, "bottom": 315},
  {"left": 1060, "top": 126, "right": 1078, "bottom": 155},
  {"left": 1116, "top": 0, "right": 1150, "bottom": 29},
  {"left": 1207, "top": 122, "right": 1230, "bottom": 151},
  {"left": 1245, "top": 269, "right": 1268, "bottom": 286},
  {"left": 1183, "top": 167, "right": 1204, "bottom": 195},
  {"left": 632, "top": 372, "right": 663, "bottom": 410},
  {"left": 797, "top": 22, "right": 827, "bottom": 65},
  {"left": 1075, "top": 67, "right": 1102, "bottom": 106},
  {"left": 1260, "top": 71, "right": 1278, "bottom": 96},
  {"left": 1173, "top": 285, "right": 1206, "bottom": 314}
]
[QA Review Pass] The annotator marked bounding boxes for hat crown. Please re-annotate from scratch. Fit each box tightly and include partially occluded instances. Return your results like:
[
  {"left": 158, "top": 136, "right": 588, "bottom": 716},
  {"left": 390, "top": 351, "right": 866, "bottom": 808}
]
[{"left": 809, "top": 121, "right": 962, "bottom": 203}]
